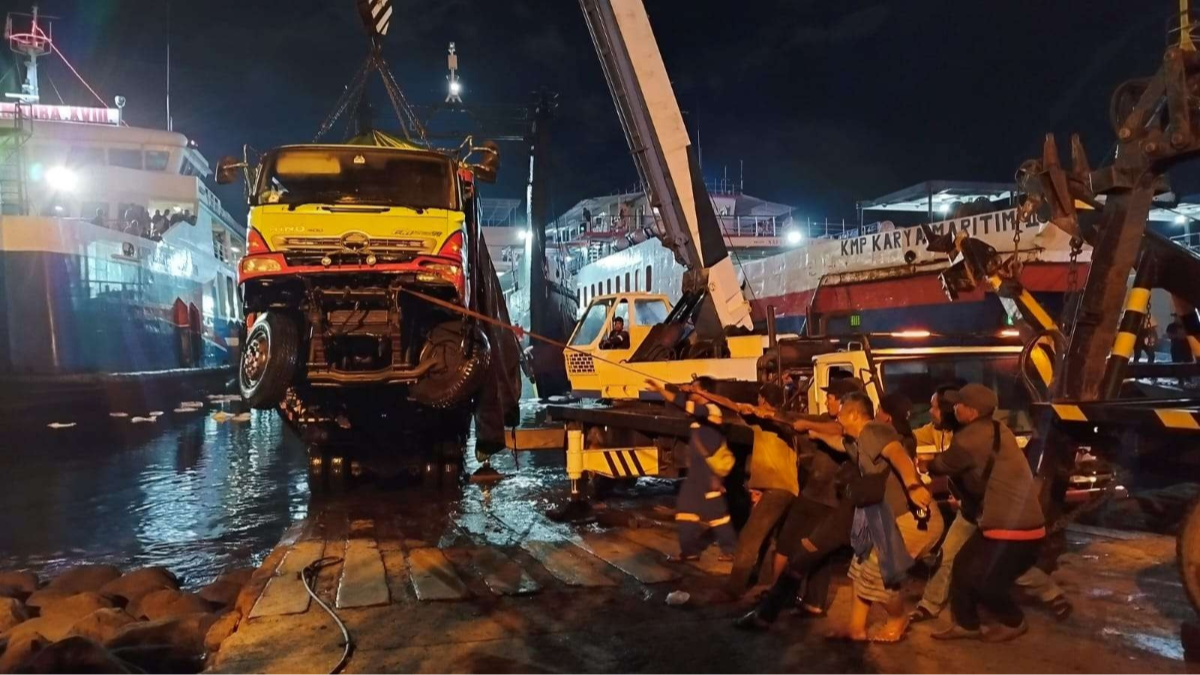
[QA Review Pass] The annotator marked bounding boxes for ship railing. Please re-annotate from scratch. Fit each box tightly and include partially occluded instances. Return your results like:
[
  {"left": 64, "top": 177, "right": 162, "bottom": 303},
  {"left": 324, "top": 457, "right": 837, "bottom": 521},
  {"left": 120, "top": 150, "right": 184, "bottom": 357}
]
[{"left": 1171, "top": 231, "right": 1200, "bottom": 253}]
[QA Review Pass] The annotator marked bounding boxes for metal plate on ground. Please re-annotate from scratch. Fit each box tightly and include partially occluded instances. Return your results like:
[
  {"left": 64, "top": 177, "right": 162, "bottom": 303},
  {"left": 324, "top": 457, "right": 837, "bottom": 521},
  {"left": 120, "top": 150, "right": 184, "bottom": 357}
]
[
  {"left": 617, "top": 526, "right": 732, "bottom": 575},
  {"left": 336, "top": 538, "right": 390, "bottom": 609},
  {"left": 521, "top": 540, "right": 618, "bottom": 587},
  {"left": 467, "top": 547, "right": 541, "bottom": 596},
  {"left": 407, "top": 547, "right": 470, "bottom": 601},
  {"left": 249, "top": 540, "right": 326, "bottom": 618},
  {"left": 576, "top": 531, "right": 680, "bottom": 584}
]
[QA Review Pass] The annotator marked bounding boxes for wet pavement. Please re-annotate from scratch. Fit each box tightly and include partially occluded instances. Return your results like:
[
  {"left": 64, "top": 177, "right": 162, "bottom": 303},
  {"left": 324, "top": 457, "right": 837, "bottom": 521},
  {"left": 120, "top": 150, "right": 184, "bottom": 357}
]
[
  {"left": 4, "top": 397, "right": 1199, "bottom": 672},
  {"left": 213, "top": 453, "right": 1198, "bottom": 674},
  {"left": 1, "top": 404, "right": 309, "bottom": 586}
]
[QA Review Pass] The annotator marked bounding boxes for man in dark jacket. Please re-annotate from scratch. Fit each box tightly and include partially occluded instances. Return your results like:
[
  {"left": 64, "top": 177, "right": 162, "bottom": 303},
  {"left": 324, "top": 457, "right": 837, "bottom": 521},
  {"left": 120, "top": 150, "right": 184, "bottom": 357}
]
[{"left": 927, "top": 384, "right": 1045, "bottom": 643}]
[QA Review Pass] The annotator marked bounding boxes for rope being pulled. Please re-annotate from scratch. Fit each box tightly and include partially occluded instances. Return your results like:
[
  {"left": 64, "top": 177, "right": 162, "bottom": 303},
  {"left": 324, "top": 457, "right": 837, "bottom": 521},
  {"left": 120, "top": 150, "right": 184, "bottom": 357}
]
[
  {"left": 399, "top": 287, "right": 676, "bottom": 386},
  {"left": 301, "top": 557, "right": 353, "bottom": 675}
]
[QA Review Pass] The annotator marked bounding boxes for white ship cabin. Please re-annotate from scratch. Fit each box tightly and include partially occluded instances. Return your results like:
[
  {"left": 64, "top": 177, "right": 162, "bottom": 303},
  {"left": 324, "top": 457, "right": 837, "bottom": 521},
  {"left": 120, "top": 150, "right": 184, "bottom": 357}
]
[{"left": 0, "top": 103, "right": 246, "bottom": 321}]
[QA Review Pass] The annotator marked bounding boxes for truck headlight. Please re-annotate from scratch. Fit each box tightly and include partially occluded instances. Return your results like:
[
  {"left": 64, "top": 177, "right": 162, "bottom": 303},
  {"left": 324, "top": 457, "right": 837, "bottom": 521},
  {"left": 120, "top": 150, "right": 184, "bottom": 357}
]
[{"left": 241, "top": 257, "right": 283, "bottom": 274}]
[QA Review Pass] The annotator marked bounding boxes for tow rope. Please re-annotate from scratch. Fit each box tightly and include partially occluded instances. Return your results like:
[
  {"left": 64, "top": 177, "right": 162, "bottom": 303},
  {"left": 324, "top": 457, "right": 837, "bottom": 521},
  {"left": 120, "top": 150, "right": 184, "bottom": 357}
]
[{"left": 399, "top": 287, "right": 678, "bottom": 385}]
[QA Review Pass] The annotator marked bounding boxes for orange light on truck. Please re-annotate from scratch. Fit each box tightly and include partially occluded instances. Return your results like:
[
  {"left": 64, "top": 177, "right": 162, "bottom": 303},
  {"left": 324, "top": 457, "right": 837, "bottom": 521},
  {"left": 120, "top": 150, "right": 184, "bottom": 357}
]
[
  {"left": 892, "top": 330, "right": 931, "bottom": 339},
  {"left": 247, "top": 229, "right": 269, "bottom": 254},
  {"left": 437, "top": 230, "right": 464, "bottom": 259}
]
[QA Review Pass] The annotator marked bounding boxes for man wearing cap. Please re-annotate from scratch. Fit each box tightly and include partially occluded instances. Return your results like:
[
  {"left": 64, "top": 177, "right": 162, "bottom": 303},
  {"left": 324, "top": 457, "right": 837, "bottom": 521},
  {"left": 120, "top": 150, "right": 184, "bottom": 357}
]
[{"left": 925, "top": 383, "right": 1047, "bottom": 642}]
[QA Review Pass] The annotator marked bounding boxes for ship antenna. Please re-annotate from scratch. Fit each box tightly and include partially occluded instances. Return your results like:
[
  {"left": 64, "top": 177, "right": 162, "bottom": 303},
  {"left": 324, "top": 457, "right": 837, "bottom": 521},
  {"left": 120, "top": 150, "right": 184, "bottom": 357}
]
[
  {"left": 5, "top": 4, "right": 55, "bottom": 104},
  {"left": 166, "top": 1, "right": 172, "bottom": 131}
]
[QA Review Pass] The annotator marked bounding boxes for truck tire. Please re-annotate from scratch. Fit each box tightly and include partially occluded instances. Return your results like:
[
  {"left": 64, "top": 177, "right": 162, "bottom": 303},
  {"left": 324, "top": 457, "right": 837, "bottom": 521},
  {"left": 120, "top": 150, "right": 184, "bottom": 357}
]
[
  {"left": 239, "top": 312, "right": 300, "bottom": 409},
  {"left": 1179, "top": 495, "right": 1200, "bottom": 616},
  {"left": 409, "top": 321, "right": 491, "bottom": 409}
]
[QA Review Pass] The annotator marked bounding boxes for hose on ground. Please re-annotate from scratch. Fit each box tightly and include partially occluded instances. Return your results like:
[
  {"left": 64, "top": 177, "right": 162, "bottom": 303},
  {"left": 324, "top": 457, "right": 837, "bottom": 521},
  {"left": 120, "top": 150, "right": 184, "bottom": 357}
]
[{"left": 301, "top": 556, "right": 353, "bottom": 675}]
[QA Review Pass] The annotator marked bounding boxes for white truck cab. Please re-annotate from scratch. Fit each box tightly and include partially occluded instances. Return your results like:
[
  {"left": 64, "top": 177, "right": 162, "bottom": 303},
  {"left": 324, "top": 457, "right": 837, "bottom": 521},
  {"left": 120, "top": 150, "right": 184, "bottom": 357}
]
[
  {"left": 564, "top": 292, "right": 788, "bottom": 400},
  {"left": 806, "top": 343, "right": 1032, "bottom": 455}
]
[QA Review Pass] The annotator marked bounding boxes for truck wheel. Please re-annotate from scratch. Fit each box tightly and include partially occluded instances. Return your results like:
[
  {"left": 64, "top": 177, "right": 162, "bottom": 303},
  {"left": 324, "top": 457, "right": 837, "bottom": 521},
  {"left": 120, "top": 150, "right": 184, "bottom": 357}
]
[
  {"left": 410, "top": 321, "right": 491, "bottom": 409},
  {"left": 1179, "top": 495, "right": 1200, "bottom": 615},
  {"left": 240, "top": 312, "right": 300, "bottom": 409}
]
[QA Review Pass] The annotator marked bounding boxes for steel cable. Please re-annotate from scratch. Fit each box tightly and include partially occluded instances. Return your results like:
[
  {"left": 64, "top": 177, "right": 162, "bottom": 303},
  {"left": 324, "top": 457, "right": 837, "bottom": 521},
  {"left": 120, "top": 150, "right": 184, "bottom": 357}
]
[{"left": 301, "top": 556, "right": 353, "bottom": 675}]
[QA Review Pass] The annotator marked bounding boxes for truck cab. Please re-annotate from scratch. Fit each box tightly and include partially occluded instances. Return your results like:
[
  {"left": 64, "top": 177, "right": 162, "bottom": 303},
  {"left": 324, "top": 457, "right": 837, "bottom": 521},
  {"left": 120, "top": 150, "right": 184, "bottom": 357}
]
[
  {"left": 219, "top": 140, "right": 501, "bottom": 418},
  {"left": 804, "top": 341, "right": 1035, "bottom": 455}
]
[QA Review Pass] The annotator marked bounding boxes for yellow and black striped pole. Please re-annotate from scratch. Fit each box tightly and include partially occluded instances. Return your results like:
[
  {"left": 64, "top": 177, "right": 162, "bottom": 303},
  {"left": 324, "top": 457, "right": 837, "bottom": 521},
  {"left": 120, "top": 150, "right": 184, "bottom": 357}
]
[{"left": 1100, "top": 255, "right": 1157, "bottom": 398}]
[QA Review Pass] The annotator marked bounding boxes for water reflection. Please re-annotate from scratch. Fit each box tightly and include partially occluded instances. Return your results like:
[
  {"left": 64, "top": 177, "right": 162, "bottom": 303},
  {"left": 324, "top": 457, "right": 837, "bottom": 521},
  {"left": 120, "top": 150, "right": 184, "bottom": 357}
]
[{"left": 0, "top": 410, "right": 309, "bottom": 585}]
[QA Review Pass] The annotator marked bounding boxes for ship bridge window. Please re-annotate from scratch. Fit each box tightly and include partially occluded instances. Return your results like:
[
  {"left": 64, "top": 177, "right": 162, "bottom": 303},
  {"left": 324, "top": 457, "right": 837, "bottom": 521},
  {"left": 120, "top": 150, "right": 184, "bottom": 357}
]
[
  {"left": 68, "top": 146, "right": 105, "bottom": 166},
  {"left": 145, "top": 151, "right": 171, "bottom": 172},
  {"left": 570, "top": 298, "right": 614, "bottom": 346},
  {"left": 108, "top": 149, "right": 144, "bottom": 170},
  {"left": 181, "top": 159, "right": 202, "bottom": 177}
]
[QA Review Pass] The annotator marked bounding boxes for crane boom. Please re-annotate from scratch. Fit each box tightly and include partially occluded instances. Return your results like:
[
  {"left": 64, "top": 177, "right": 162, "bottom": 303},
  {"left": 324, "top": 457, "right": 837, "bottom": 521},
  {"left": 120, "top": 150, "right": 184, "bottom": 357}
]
[{"left": 579, "top": 0, "right": 753, "bottom": 332}]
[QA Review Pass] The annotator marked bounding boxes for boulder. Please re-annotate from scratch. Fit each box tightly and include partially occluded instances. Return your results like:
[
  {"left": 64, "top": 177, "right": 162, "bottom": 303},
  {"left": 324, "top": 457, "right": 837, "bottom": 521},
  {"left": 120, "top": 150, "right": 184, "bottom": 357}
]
[
  {"left": 0, "top": 572, "right": 38, "bottom": 601},
  {"left": 37, "top": 591, "right": 115, "bottom": 624},
  {"left": 0, "top": 598, "right": 29, "bottom": 634},
  {"left": 44, "top": 565, "right": 122, "bottom": 595},
  {"left": 18, "top": 636, "right": 132, "bottom": 674},
  {"left": 203, "top": 610, "right": 241, "bottom": 653},
  {"left": 65, "top": 608, "right": 137, "bottom": 644},
  {"left": 216, "top": 568, "right": 254, "bottom": 588},
  {"left": 99, "top": 567, "right": 178, "bottom": 606},
  {"left": 110, "top": 644, "right": 205, "bottom": 674},
  {"left": 105, "top": 613, "right": 217, "bottom": 661},
  {"left": 0, "top": 632, "right": 48, "bottom": 674},
  {"left": 130, "top": 589, "right": 213, "bottom": 621},
  {"left": 196, "top": 580, "right": 241, "bottom": 609},
  {"left": 22, "top": 588, "right": 68, "bottom": 611}
]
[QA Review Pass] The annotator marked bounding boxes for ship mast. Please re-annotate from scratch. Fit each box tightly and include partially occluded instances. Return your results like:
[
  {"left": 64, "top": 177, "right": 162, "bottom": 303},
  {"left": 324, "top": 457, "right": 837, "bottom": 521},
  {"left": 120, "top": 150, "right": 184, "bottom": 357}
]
[{"left": 4, "top": 4, "right": 54, "bottom": 104}]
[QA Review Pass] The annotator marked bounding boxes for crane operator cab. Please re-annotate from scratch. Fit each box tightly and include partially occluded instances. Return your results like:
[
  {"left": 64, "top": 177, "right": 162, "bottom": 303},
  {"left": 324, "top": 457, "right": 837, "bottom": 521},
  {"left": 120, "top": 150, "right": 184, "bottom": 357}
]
[{"left": 564, "top": 292, "right": 778, "bottom": 399}]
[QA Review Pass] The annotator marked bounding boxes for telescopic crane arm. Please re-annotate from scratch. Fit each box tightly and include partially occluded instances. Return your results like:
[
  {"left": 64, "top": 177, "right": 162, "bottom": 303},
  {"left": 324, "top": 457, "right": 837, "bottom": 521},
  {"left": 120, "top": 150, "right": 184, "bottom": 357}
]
[{"left": 579, "top": 0, "right": 753, "bottom": 335}]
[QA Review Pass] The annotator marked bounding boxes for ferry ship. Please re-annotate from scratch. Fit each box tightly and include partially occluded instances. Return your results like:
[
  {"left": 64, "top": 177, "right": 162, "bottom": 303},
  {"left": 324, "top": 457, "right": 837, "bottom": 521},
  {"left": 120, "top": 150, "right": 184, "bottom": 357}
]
[
  {"left": 0, "top": 9, "right": 244, "bottom": 417},
  {"left": 553, "top": 180, "right": 1093, "bottom": 337}
]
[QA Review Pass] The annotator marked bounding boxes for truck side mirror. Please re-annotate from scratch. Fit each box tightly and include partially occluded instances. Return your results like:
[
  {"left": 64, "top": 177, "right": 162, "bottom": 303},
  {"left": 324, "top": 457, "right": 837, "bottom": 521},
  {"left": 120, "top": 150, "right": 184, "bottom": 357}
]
[
  {"left": 469, "top": 141, "right": 500, "bottom": 184},
  {"left": 215, "top": 156, "right": 246, "bottom": 185}
]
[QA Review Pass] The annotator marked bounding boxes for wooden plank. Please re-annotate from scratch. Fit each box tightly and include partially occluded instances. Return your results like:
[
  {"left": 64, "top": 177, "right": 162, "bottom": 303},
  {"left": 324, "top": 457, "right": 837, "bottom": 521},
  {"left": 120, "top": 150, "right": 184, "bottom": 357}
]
[
  {"left": 467, "top": 547, "right": 541, "bottom": 596},
  {"left": 521, "top": 540, "right": 617, "bottom": 588},
  {"left": 248, "top": 540, "right": 325, "bottom": 618},
  {"left": 576, "top": 531, "right": 680, "bottom": 584},
  {"left": 407, "top": 548, "right": 470, "bottom": 601},
  {"left": 504, "top": 427, "right": 566, "bottom": 450},
  {"left": 336, "top": 538, "right": 390, "bottom": 609},
  {"left": 617, "top": 527, "right": 731, "bottom": 576}
]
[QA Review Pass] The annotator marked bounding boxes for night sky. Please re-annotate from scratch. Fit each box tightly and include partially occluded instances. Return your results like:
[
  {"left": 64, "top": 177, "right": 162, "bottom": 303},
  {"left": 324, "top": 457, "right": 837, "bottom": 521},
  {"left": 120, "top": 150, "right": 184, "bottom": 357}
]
[{"left": 1, "top": 1, "right": 1183, "bottom": 224}]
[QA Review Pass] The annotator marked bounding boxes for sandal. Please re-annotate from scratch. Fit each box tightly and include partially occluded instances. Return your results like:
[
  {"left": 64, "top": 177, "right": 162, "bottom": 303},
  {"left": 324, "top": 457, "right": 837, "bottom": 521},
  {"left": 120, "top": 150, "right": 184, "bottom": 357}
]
[{"left": 665, "top": 554, "right": 699, "bottom": 563}]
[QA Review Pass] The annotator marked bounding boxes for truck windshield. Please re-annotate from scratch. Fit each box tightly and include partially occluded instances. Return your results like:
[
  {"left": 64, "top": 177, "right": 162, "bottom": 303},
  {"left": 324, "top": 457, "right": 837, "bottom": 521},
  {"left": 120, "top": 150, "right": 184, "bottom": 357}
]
[
  {"left": 256, "top": 147, "right": 455, "bottom": 210},
  {"left": 880, "top": 354, "right": 1033, "bottom": 433},
  {"left": 571, "top": 299, "right": 614, "bottom": 346}
]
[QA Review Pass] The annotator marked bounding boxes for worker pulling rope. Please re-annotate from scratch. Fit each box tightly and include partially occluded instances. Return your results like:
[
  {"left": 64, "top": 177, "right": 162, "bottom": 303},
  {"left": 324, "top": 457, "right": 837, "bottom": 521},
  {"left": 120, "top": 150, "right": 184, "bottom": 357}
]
[{"left": 301, "top": 557, "right": 354, "bottom": 675}]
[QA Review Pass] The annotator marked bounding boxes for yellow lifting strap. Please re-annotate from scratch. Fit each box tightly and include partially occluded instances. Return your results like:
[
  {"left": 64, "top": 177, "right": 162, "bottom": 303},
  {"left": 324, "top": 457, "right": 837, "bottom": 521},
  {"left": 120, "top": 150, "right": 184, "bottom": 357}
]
[{"left": 1183, "top": 0, "right": 1196, "bottom": 51}]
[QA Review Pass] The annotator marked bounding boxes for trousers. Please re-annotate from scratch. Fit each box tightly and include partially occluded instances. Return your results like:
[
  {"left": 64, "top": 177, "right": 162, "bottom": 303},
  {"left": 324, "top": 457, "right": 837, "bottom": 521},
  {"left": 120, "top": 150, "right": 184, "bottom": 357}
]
[
  {"left": 726, "top": 489, "right": 794, "bottom": 594},
  {"left": 754, "top": 498, "right": 854, "bottom": 622},
  {"left": 918, "top": 511, "right": 1063, "bottom": 615},
  {"left": 950, "top": 531, "right": 1040, "bottom": 630}
]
